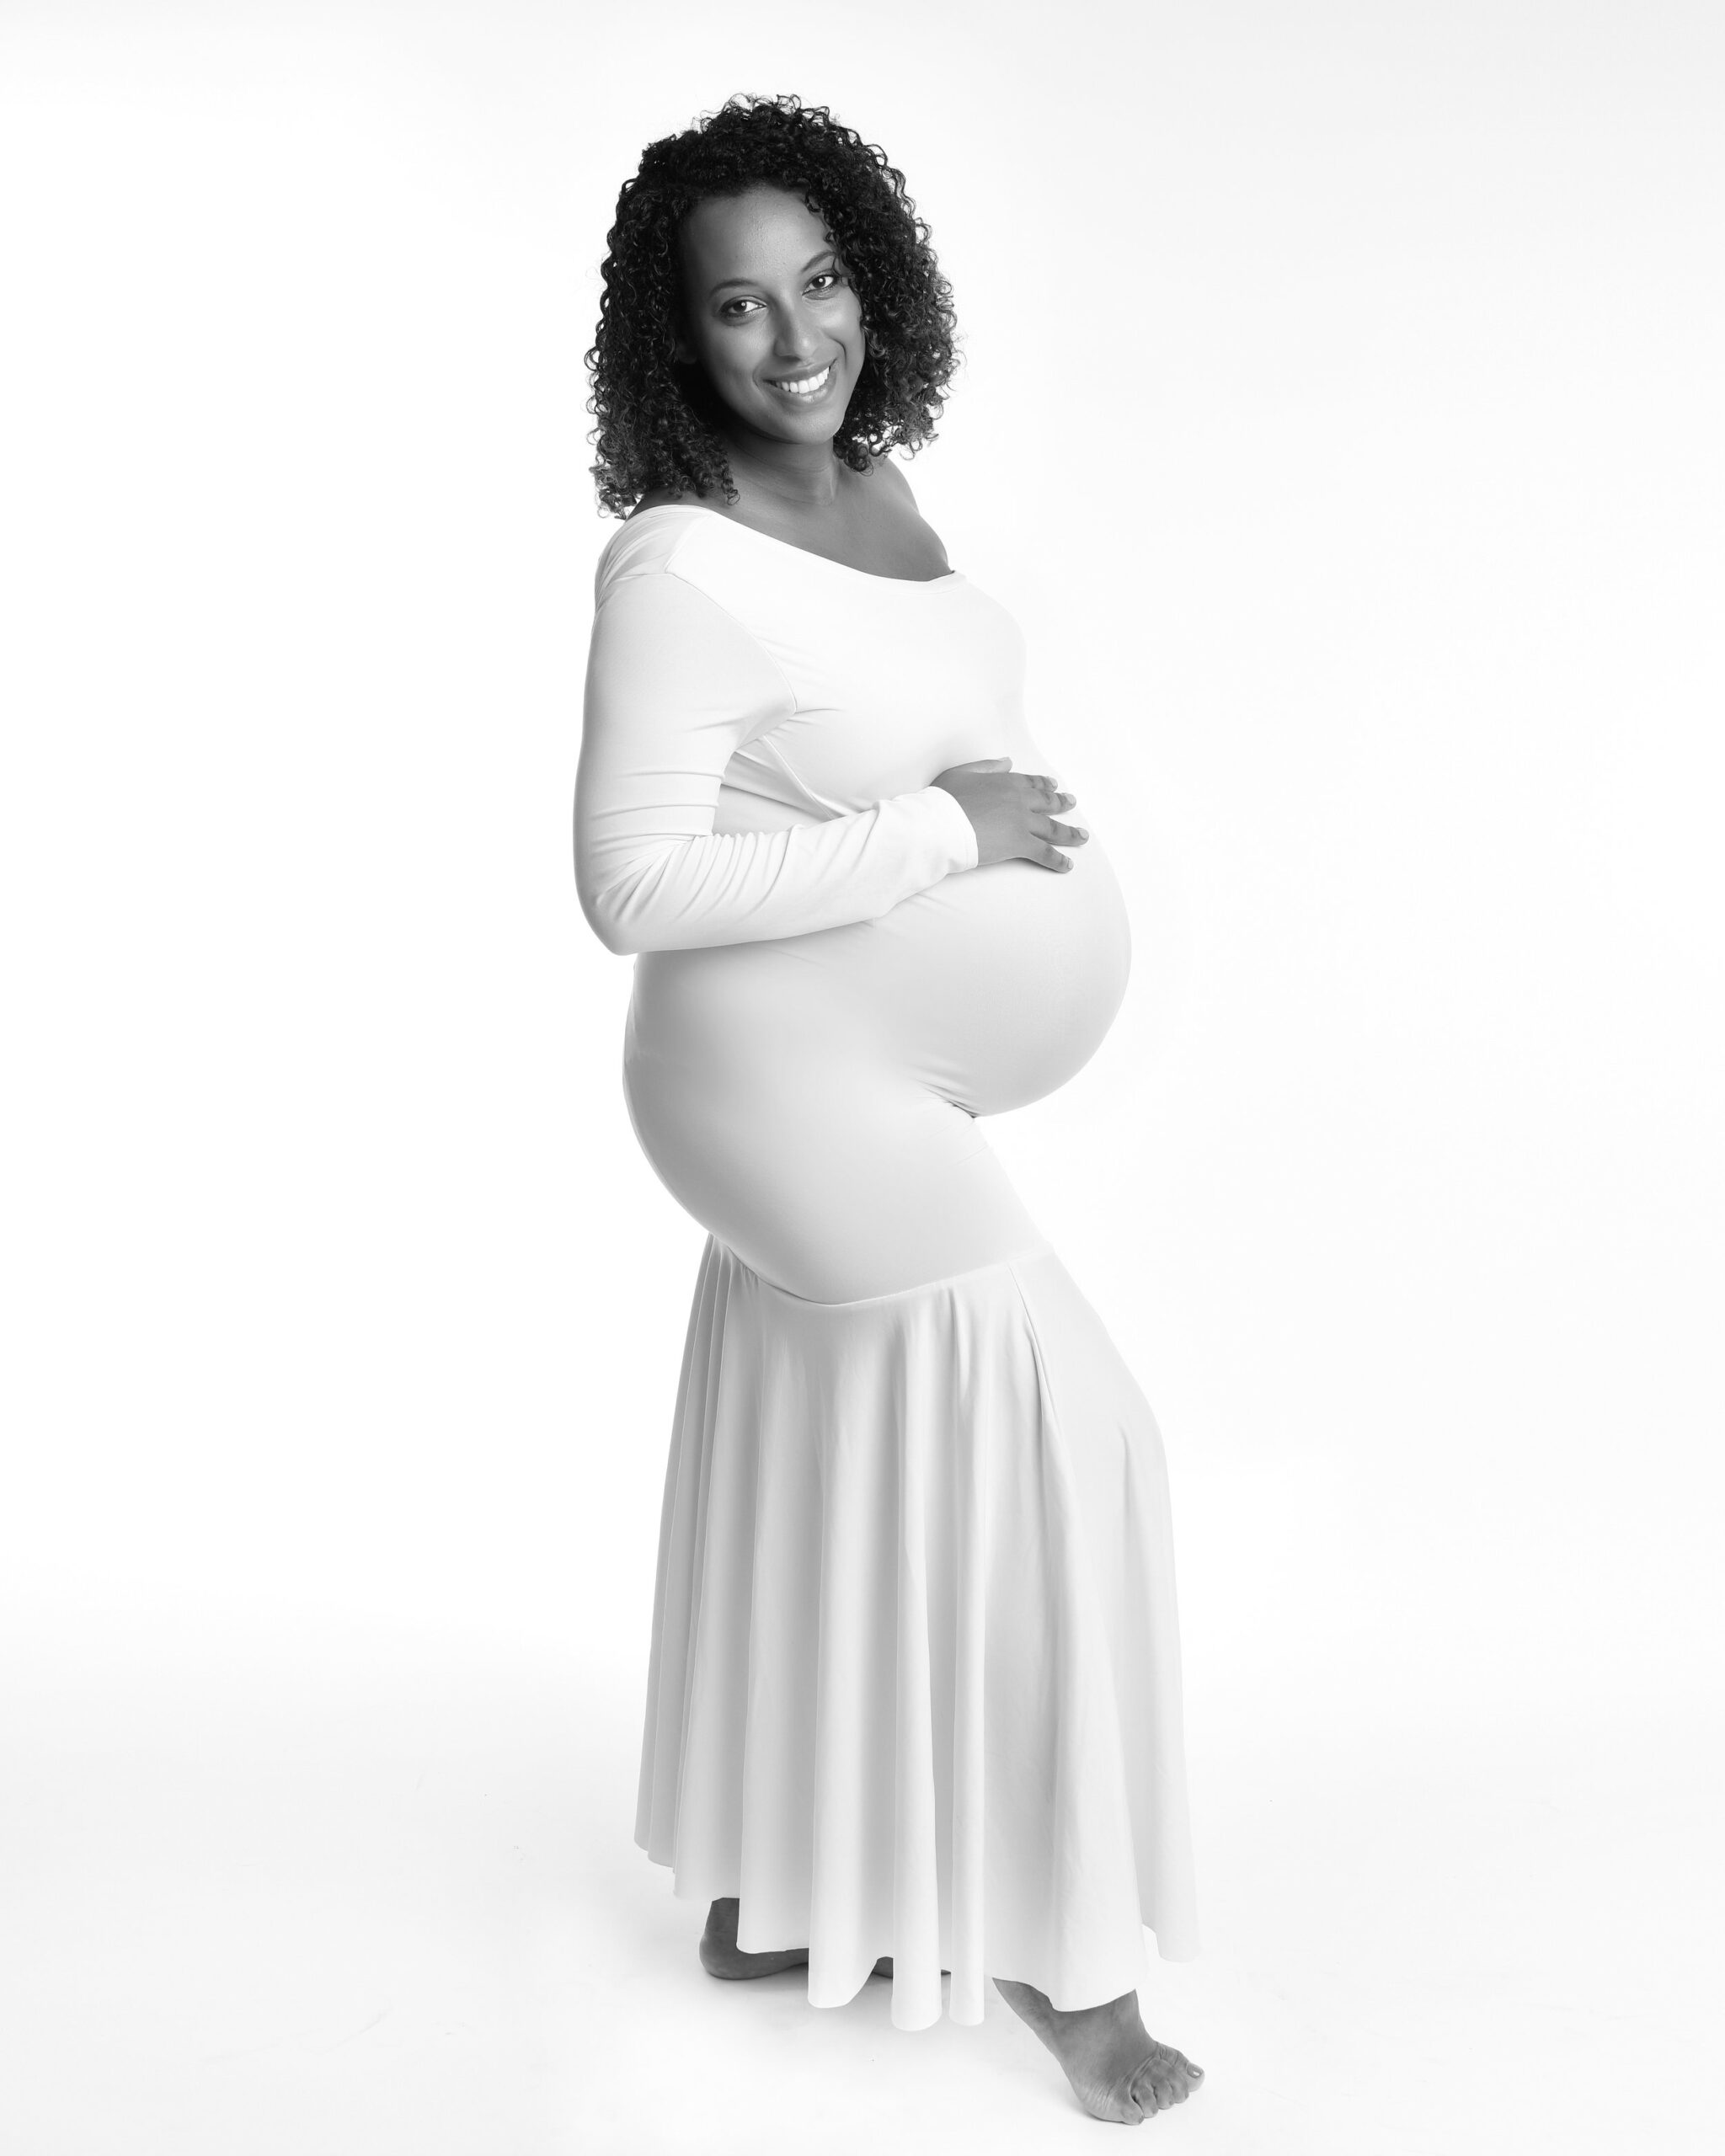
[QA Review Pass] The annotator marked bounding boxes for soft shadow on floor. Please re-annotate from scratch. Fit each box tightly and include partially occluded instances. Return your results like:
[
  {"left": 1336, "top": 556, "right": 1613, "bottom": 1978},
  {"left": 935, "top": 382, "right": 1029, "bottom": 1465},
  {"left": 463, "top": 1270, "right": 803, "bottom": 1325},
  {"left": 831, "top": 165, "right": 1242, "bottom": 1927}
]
[{"left": 0, "top": 1609, "right": 1710, "bottom": 2156}]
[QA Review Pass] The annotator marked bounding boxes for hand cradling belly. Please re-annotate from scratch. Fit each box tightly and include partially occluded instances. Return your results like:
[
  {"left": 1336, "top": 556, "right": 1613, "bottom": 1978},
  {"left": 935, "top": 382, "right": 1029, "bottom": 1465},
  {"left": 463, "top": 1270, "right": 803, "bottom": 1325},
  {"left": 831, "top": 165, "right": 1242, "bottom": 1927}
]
[{"left": 832, "top": 835, "right": 1134, "bottom": 1117}]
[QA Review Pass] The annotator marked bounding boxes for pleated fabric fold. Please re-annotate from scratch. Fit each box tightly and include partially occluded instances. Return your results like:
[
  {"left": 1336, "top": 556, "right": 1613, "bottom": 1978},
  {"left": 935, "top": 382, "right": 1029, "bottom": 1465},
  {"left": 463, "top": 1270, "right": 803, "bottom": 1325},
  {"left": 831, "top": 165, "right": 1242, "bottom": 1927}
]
[{"left": 635, "top": 1235, "right": 1199, "bottom": 2032}]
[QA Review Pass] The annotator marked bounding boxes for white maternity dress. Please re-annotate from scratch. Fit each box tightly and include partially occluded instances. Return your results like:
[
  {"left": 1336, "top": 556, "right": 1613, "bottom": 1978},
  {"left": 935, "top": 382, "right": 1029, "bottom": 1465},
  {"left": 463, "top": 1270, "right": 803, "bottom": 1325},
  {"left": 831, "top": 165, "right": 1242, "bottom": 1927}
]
[{"left": 574, "top": 504, "right": 1199, "bottom": 2033}]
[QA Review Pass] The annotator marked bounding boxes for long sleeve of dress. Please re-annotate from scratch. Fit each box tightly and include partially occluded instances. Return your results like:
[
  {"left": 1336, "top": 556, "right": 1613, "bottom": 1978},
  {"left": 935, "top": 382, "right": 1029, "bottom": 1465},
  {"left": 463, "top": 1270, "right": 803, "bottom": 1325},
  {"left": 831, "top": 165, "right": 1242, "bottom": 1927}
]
[{"left": 574, "top": 567, "right": 980, "bottom": 955}]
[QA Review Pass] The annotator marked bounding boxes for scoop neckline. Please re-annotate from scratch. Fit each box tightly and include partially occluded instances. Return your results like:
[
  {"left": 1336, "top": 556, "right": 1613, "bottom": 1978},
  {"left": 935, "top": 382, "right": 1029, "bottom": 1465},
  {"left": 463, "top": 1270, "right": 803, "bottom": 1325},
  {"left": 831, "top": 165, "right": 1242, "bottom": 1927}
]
[{"left": 622, "top": 502, "right": 964, "bottom": 587}]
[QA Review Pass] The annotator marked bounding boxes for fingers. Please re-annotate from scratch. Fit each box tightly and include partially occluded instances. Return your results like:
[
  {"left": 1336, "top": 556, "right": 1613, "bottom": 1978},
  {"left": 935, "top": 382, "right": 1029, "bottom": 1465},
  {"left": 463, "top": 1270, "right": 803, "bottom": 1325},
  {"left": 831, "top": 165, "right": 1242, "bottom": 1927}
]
[
  {"left": 946, "top": 760, "right": 1076, "bottom": 813},
  {"left": 1033, "top": 815, "right": 1089, "bottom": 847},
  {"left": 1023, "top": 805, "right": 1088, "bottom": 872},
  {"left": 1020, "top": 773, "right": 1076, "bottom": 811}
]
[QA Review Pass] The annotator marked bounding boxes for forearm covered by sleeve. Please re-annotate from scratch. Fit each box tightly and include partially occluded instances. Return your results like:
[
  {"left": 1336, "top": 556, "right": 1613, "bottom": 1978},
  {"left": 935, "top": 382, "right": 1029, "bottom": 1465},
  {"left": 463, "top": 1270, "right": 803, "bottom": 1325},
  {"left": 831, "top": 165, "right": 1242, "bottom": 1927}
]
[{"left": 573, "top": 569, "right": 979, "bottom": 955}]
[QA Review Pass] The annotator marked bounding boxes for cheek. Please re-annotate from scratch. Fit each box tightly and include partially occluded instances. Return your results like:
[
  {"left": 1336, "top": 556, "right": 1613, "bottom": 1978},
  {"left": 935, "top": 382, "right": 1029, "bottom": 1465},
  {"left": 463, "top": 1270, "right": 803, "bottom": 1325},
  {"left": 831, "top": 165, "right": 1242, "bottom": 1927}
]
[
  {"left": 708, "top": 331, "right": 752, "bottom": 379},
  {"left": 741, "top": 330, "right": 787, "bottom": 388},
  {"left": 693, "top": 319, "right": 762, "bottom": 380}
]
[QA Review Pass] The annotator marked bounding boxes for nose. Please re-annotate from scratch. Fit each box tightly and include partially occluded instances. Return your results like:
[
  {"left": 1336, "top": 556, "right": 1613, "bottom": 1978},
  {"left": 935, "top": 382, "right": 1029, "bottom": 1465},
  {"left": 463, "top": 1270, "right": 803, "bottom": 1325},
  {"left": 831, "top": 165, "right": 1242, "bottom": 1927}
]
[{"left": 772, "top": 301, "right": 821, "bottom": 361}]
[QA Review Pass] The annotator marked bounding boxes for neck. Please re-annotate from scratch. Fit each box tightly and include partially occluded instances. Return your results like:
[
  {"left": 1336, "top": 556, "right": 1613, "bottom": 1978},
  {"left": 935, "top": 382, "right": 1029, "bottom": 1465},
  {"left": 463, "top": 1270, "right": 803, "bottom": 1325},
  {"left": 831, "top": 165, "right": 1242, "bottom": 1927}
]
[{"left": 718, "top": 429, "right": 843, "bottom": 513}]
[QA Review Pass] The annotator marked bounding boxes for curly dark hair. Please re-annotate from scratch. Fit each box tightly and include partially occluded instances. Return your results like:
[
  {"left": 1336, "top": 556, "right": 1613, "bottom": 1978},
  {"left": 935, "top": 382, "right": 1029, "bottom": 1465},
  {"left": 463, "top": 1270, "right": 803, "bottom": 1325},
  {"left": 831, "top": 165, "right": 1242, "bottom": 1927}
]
[{"left": 585, "top": 93, "right": 959, "bottom": 517}]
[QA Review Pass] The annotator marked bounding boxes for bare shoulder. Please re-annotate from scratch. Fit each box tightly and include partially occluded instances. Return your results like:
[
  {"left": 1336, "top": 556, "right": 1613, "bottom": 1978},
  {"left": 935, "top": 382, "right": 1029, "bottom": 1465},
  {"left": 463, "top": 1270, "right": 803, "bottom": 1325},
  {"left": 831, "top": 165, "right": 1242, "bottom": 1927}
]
[
  {"left": 872, "top": 455, "right": 920, "bottom": 507},
  {"left": 852, "top": 456, "right": 948, "bottom": 578}
]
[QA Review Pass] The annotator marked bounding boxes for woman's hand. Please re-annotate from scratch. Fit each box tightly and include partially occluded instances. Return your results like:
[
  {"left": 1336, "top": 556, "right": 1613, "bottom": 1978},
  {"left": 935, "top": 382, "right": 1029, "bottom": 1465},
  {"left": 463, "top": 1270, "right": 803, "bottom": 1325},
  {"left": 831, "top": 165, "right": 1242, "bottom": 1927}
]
[{"left": 932, "top": 758, "right": 1089, "bottom": 873}]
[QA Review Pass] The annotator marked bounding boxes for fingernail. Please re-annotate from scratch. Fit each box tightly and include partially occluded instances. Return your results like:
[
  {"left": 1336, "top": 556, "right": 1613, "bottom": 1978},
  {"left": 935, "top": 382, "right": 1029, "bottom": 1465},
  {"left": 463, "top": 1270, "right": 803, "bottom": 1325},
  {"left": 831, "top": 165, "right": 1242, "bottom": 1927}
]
[{"left": 1074, "top": 827, "right": 1089, "bottom": 839}]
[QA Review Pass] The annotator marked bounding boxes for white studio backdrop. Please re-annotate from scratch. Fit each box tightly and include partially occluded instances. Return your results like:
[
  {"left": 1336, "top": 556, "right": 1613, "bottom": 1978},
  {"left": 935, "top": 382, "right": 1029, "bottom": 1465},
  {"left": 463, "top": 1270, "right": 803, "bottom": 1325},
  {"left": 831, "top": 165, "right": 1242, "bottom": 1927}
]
[{"left": 1, "top": 4, "right": 1720, "bottom": 2153}]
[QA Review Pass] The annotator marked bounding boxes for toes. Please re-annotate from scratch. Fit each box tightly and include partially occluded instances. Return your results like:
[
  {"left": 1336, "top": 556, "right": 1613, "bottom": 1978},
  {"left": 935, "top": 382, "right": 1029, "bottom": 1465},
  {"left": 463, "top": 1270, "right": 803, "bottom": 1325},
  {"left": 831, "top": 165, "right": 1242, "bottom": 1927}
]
[
  {"left": 1128, "top": 2068, "right": 1166, "bottom": 2116},
  {"left": 1130, "top": 2047, "right": 1204, "bottom": 2115}
]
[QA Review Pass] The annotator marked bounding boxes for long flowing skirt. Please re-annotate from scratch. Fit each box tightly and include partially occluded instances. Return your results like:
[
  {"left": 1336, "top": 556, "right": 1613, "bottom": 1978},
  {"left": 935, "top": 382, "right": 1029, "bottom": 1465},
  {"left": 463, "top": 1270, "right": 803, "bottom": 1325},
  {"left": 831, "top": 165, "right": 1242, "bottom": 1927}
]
[{"left": 634, "top": 1231, "right": 1199, "bottom": 2034}]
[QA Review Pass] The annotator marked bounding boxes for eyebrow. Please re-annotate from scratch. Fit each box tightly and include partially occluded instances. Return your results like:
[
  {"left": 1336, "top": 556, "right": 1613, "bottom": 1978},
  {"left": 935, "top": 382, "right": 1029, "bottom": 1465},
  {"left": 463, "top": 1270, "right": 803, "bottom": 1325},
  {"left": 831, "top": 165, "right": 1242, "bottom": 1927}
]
[{"left": 707, "top": 249, "right": 836, "bottom": 296}]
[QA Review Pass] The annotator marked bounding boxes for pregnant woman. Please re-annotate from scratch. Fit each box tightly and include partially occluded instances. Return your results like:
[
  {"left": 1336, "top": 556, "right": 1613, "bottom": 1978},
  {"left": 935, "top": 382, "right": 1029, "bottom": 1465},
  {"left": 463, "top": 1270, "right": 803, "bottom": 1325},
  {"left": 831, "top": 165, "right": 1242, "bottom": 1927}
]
[{"left": 574, "top": 93, "right": 1204, "bottom": 2126}]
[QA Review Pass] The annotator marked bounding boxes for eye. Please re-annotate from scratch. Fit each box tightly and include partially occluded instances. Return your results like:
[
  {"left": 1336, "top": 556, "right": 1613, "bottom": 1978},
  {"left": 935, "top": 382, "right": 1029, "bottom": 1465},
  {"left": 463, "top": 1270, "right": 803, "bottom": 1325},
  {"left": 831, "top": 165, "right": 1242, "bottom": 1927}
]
[
  {"left": 809, "top": 270, "right": 846, "bottom": 295},
  {"left": 719, "top": 296, "right": 764, "bottom": 320}
]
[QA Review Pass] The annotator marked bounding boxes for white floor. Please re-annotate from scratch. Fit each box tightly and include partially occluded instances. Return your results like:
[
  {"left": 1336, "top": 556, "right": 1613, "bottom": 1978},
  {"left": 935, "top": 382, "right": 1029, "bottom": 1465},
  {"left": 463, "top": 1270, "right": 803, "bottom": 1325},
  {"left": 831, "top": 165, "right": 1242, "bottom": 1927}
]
[{"left": 1, "top": 1608, "right": 1713, "bottom": 2156}]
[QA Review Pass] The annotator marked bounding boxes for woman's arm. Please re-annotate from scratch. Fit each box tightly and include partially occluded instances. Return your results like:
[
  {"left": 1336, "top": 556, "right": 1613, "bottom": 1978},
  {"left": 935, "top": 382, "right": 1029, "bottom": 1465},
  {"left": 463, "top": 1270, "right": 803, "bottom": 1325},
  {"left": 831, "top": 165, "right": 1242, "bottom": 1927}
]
[{"left": 574, "top": 568, "right": 979, "bottom": 955}]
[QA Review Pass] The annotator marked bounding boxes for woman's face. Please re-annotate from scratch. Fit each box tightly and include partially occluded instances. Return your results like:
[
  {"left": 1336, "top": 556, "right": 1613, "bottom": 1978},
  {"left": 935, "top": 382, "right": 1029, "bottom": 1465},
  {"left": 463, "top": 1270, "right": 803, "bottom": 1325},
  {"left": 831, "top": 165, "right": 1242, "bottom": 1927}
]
[{"left": 675, "top": 185, "right": 864, "bottom": 448}]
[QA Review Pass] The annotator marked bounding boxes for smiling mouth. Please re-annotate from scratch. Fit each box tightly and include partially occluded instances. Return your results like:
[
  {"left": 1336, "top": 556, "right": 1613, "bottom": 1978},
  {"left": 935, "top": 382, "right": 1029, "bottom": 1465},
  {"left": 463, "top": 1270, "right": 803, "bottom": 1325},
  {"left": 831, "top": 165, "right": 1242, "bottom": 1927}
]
[{"left": 766, "top": 363, "right": 834, "bottom": 399}]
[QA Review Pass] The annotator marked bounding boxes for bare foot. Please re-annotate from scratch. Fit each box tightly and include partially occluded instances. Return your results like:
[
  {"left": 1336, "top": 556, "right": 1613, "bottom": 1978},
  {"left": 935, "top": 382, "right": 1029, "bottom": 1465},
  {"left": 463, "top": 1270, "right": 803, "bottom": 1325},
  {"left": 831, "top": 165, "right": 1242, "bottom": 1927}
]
[
  {"left": 700, "top": 1897, "right": 891, "bottom": 1982},
  {"left": 993, "top": 1977, "right": 1204, "bottom": 2123}
]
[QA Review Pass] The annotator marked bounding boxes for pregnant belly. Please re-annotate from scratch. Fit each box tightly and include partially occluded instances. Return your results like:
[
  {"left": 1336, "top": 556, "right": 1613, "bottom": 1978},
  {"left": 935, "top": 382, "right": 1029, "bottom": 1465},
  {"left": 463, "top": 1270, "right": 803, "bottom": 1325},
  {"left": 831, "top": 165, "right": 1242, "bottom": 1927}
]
[
  {"left": 621, "top": 830, "right": 1132, "bottom": 1293},
  {"left": 819, "top": 830, "right": 1133, "bottom": 1116},
  {"left": 626, "top": 830, "right": 1132, "bottom": 1144}
]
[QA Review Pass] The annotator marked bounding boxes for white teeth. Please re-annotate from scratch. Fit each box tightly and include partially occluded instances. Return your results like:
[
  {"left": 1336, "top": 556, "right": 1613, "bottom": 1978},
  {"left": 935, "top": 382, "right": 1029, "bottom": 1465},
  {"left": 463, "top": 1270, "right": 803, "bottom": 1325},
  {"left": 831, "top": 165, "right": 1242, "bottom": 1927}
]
[{"left": 772, "top": 365, "right": 830, "bottom": 397}]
